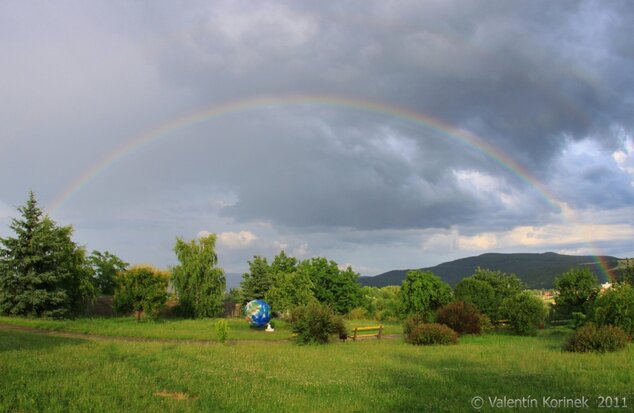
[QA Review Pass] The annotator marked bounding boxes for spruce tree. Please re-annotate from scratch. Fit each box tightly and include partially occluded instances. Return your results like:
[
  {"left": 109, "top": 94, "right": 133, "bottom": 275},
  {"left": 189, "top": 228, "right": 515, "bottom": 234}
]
[
  {"left": 240, "top": 255, "right": 273, "bottom": 303},
  {"left": 0, "top": 192, "right": 94, "bottom": 317}
]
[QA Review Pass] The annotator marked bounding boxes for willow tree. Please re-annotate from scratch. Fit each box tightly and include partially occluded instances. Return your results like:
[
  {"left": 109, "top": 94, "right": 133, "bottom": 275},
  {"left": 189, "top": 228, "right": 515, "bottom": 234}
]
[{"left": 172, "top": 234, "right": 225, "bottom": 318}]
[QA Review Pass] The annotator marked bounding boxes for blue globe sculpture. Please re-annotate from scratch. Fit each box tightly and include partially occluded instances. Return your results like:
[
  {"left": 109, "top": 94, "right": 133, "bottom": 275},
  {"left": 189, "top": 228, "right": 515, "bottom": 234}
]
[{"left": 244, "top": 299, "right": 271, "bottom": 328}]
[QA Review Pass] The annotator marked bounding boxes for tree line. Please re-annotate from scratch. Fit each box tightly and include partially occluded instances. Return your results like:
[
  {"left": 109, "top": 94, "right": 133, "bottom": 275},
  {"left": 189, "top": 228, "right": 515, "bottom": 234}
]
[
  {"left": 0, "top": 193, "right": 363, "bottom": 319},
  {"left": 1, "top": 192, "right": 632, "bottom": 336}
]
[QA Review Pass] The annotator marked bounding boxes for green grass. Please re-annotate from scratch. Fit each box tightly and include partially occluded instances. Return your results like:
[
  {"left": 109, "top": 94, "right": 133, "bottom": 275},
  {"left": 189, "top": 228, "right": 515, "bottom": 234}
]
[
  {"left": 0, "top": 316, "right": 402, "bottom": 341},
  {"left": 0, "top": 316, "right": 291, "bottom": 341},
  {"left": 0, "top": 322, "right": 632, "bottom": 412}
]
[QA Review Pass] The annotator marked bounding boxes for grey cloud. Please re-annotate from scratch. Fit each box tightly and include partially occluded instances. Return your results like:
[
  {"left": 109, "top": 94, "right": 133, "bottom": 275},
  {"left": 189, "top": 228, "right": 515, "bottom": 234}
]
[
  {"left": 1, "top": 0, "right": 633, "bottom": 271},
  {"left": 142, "top": 1, "right": 633, "bottom": 167}
]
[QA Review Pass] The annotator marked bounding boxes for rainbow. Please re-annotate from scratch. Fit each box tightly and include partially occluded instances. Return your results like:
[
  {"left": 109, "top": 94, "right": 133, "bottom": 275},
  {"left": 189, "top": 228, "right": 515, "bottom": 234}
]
[{"left": 46, "top": 93, "right": 613, "bottom": 278}]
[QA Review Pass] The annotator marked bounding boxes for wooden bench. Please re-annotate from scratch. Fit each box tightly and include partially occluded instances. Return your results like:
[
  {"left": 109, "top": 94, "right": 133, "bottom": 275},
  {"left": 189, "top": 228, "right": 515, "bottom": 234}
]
[{"left": 349, "top": 325, "right": 383, "bottom": 341}]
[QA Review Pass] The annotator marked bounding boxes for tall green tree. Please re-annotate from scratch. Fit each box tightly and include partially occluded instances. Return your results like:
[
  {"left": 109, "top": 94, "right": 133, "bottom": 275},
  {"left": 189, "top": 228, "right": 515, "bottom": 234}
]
[
  {"left": 501, "top": 291, "right": 547, "bottom": 335},
  {"left": 270, "top": 250, "right": 297, "bottom": 275},
  {"left": 265, "top": 269, "right": 315, "bottom": 314},
  {"left": 454, "top": 277, "right": 496, "bottom": 319},
  {"left": 172, "top": 234, "right": 226, "bottom": 318},
  {"left": 0, "top": 192, "right": 95, "bottom": 318},
  {"left": 299, "top": 257, "right": 363, "bottom": 315},
  {"left": 593, "top": 283, "right": 634, "bottom": 336},
  {"left": 615, "top": 259, "right": 634, "bottom": 286},
  {"left": 264, "top": 250, "right": 315, "bottom": 313},
  {"left": 88, "top": 250, "right": 128, "bottom": 295},
  {"left": 361, "top": 285, "right": 400, "bottom": 321},
  {"left": 240, "top": 256, "right": 272, "bottom": 303},
  {"left": 467, "top": 267, "right": 526, "bottom": 322},
  {"left": 554, "top": 267, "right": 599, "bottom": 318},
  {"left": 399, "top": 270, "right": 452, "bottom": 320}
]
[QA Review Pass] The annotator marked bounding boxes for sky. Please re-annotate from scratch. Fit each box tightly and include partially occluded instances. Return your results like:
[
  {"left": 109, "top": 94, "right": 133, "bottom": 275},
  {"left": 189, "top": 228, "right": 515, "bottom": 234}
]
[{"left": 1, "top": 0, "right": 633, "bottom": 277}]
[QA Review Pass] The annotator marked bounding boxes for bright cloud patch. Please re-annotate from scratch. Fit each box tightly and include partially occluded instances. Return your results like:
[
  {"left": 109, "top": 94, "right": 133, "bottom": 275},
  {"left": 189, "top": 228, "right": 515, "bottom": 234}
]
[
  {"left": 199, "top": 230, "right": 258, "bottom": 248},
  {"left": 462, "top": 224, "right": 634, "bottom": 251},
  {"left": 613, "top": 136, "right": 634, "bottom": 185}
]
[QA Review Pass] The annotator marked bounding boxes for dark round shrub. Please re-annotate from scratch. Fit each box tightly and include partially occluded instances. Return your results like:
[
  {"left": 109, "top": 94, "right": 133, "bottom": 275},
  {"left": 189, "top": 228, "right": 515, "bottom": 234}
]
[
  {"left": 332, "top": 315, "right": 348, "bottom": 341},
  {"left": 564, "top": 323, "right": 630, "bottom": 353},
  {"left": 404, "top": 320, "right": 458, "bottom": 345},
  {"left": 403, "top": 314, "right": 427, "bottom": 338},
  {"left": 593, "top": 284, "right": 634, "bottom": 336},
  {"left": 290, "top": 302, "right": 338, "bottom": 344},
  {"left": 436, "top": 301, "right": 485, "bottom": 335}
]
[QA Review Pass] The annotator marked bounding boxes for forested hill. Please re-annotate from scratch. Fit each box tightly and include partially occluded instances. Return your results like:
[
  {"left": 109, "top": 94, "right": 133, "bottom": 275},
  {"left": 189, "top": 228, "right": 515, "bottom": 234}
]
[{"left": 359, "top": 252, "right": 620, "bottom": 289}]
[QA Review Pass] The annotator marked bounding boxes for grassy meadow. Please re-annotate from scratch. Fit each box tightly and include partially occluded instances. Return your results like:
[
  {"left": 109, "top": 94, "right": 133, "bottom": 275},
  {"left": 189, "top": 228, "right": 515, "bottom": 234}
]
[
  {"left": 0, "top": 316, "right": 402, "bottom": 341},
  {"left": 1, "top": 319, "right": 632, "bottom": 412}
]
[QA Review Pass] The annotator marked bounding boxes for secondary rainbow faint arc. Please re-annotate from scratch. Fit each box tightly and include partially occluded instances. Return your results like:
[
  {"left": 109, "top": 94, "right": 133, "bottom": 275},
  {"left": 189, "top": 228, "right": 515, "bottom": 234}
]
[
  {"left": 45, "top": 93, "right": 612, "bottom": 279},
  {"left": 48, "top": 93, "right": 561, "bottom": 213}
]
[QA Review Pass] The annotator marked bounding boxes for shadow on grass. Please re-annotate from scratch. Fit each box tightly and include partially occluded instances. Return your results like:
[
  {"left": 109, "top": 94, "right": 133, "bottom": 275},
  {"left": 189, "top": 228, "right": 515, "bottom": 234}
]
[
  {"left": 371, "top": 340, "right": 610, "bottom": 413},
  {"left": 540, "top": 328, "right": 572, "bottom": 351},
  {"left": 0, "top": 329, "right": 87, "bottom": 353}
]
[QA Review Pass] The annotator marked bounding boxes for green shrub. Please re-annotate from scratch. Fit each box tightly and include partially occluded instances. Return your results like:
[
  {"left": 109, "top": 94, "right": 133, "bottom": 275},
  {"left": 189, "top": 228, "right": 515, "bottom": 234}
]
[
  {"left": 290, "top": 302, "right": 338, "bottom": 344},
  {"left": 436, "top": 301, "right": 485, "bottom": 335},
  {"left": 564, "top": 323, "right": 630, "bottom": 353},
  {"left": 501, "top": 292, "right": 547, "bottom": 336},
  {"left": 113, "top": 265, "right": 169, "bottom": 321},
  {"left": 215, "top": 319, "right": 229, "bottom": 343},
  {"left": 593, "top": 284, "right": 634, "bottom": 336},
  {"left": 480, "top": 314, "right": 494, "bottom": 333},
  {"left": 404, "top": 321, "right": 458, "bottom": 346},
  {"left": 346, "top": 307, "right": 367, "bottom": 320},
  {"left": 402, "top": 314, "right": 427, "bottom": 338}
]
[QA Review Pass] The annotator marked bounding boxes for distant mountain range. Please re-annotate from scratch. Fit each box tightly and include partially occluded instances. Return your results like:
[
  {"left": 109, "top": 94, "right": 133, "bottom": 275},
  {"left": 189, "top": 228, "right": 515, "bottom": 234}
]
[{"left": 359, "top": 252, "right": 620, "bottom": 289}]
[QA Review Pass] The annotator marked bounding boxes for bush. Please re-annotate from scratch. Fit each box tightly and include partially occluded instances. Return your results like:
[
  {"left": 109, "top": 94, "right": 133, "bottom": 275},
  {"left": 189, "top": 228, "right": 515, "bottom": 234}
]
[
  {"left": 346, "top": 307, "right": 367, "bottom": 320},
  {"left": 501, "top": 292, "right": 547, "bottom": 335},
  {"left": 403, "top": 320, "right": 458, "bottom": 345},
  {"left": 290, "top": 302, "right": 339, "bottom": 344},
  {"left": 436, "top": 301, "right": 485, "bottom": 335},
  {"left": 402, "top": 314, "right": 426, "bottom": 339},
  {"left": 593, "top": 284, "right": 634, "bottom": 336},
  {"left": 113, "top": 265, "right": 169, "bottom": 321},
  {"left": 564, "top": 323, "right": 630, "bottom": 353},
  {"left": 215, "top": 319, "right": 229, "bottom": 343}
]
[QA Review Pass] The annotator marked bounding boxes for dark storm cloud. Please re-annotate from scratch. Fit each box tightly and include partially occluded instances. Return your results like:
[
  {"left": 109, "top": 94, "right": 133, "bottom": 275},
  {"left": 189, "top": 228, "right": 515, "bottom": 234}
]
[
  {"left": 43, "top": 0, "right": 634, "bottom": 232},
  {"left": 85, "top": 0, "right": 633, "bottom": 236},
  {"left": 143, "top": 0, "right": 633, "bottom": 166},
  {"left": 1, "top": 0, "right": 633, "bottom": 270}
]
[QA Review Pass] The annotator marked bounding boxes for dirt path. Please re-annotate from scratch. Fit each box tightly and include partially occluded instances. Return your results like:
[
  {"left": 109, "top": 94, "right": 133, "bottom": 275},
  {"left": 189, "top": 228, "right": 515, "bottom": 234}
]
[{"left": 0, "top": 322, "right": 401, "bottom": 345}]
